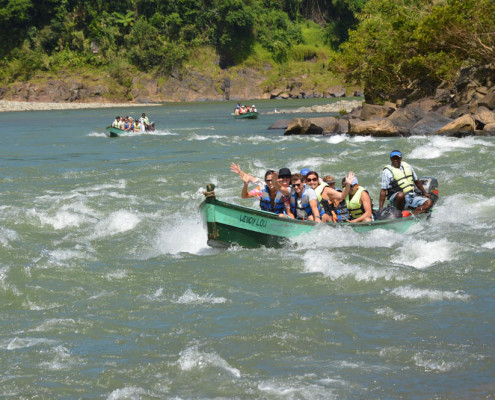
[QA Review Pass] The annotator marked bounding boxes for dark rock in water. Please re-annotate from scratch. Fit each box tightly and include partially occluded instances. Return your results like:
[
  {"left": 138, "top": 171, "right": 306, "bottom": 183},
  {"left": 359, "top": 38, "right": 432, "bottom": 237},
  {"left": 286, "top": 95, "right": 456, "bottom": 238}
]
[
  {"left": 269, "top": 119, "right": 291, "bottom": 129},
  {"left": 375, "top": 206, "right": 403, "bottom": 220},
  {"left": 284, "top": 118, "right": 323, "bottom": 135},
  {"left": 411, "top": 112, "right": 453, "bottom": 136}
]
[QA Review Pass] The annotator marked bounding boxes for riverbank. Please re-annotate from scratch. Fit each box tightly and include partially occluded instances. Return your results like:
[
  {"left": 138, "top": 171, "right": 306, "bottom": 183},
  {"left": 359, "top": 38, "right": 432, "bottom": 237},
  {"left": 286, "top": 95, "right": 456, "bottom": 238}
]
[{"left": 0, "top": 100, "right": 162, "bottom": 113}]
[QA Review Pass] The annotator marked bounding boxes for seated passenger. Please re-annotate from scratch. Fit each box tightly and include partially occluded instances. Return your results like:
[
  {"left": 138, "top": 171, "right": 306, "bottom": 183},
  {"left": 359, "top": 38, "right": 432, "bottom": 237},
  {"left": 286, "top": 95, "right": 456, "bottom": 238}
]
[
  {"left": 140, "top": 113, "right": 150, "bottom": 130},
  {"left": 251, "top": 105, "right": 257, "bottom": 112},
  {"left": 112, "top": 116, "right": 120, "bottom": 128},
  {"left": 123, "top": 117, "right": 131, "bottom": 131},
  {"left": 230, "top": 163, "right": 287, "bottom": 216},
  {"left": 286, "top": 173, "right": 324, "bottom": 222},
  {"left": 346, "top": 177, "right": 373, "bottom": 223},
  {"left": 305, "top": 171, "right": 332, "bottom": 222},
  {"left": 117, "top": 116, "right": 124, "bottom": 129},
  {"left": 318, "top": 171, "right": 356, "bottom": 222},
  {"left": 379, "top": 150, "right": 433, "bottom": 215}
]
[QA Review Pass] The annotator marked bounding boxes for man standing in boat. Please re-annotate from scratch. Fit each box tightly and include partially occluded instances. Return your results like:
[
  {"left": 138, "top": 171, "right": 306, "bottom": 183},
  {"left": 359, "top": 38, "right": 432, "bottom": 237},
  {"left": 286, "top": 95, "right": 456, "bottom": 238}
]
[{"left": 379, "top": 150, "right": 433, "bottom": 215}]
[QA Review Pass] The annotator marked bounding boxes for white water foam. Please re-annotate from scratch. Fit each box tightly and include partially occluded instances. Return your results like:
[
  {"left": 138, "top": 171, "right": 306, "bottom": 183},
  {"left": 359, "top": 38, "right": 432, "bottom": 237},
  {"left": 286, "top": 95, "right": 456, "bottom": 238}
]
[
  {"left": 149, "top": 214, "right": 212, "bottom": 256},
  {"left": 482, "top": 240, "right": 495, "bottom": 249},
  {"left": 175, "top": 288, "right": 227, "bottom": 304},
  {"left": 389, "top": 285, "right": 470, "bottom": 301},
  {"left": 39, "top": 345, "right": 78, "bottom": 370},
  {"left": 302, "top": 251, "right": 406, "bottom": 282},
  {"left": 0, "top": 227, "right": 18, "bottom": 247},
  {"left": 2, "top": 337, "right": 57, "bottom": 350},
  {"left": 258, "top": 380, "right": 338, "bottom": 399},
  {"left": 90, "top": 210, "right": 141, "bottom": 239},
  {"left": 391, "top": 238, "right": 456, "bottom": 269},
  {"left": 107, "top": 386, "right": 148, "bottom": 400},
  {"left": 410, "top": 136, "right": 494, "bottom": 160},
  {"left": 412, "top": 351, "right": 463, "bottom": 372},
  {"left": 177, "top": 344, "right": 240, "bottom": 378},
  {"left": 291, "top": 224, "right": 404, "bottom": 251},
  {"left": 375, "top": 307, "right": 408, "bottom": 321}
]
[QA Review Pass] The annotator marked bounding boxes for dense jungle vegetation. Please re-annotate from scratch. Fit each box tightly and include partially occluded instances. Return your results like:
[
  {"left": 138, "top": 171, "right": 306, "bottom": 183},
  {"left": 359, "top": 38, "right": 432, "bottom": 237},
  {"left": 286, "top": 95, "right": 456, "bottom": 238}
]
[{"left": 0, "top": 0, "right": 493, "bottom": 101}]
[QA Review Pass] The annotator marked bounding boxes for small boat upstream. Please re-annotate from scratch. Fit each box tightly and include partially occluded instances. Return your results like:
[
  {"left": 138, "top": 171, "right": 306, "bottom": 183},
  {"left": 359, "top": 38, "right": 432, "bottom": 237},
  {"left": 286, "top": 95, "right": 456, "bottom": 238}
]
[
  {"left": 200, "top": 180, "right": 438, "bottom": 248},
  {"left": 233, "top": 111, "right": 258, "bottom": 119}
]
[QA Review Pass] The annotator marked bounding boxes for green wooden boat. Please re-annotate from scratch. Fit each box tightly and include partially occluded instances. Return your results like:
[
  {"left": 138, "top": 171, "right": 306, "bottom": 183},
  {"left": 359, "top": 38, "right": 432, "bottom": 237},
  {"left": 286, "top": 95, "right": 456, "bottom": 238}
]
[
  {"left": 105, "top": 126, "right": 136, "bottom": 137},
  {"left": 234, "top": 111, "right": 258, "bottom": 119},
  {"left": 200, "top": 184, "right": 432, "bottom": 248}
]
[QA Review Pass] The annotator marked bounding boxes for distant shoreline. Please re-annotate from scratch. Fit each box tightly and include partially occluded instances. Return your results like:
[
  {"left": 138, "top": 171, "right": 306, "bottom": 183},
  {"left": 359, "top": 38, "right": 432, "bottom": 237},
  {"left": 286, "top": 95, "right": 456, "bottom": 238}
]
[{"left": 0, "top": 100, "right": 163, "bottom": 113}]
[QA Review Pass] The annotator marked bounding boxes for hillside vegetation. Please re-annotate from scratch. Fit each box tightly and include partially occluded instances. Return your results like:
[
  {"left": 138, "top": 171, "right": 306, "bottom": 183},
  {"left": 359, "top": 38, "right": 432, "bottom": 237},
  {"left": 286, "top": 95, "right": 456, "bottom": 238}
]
[{"left": 0, "top": 0, "right": 493, "bottom": 102}]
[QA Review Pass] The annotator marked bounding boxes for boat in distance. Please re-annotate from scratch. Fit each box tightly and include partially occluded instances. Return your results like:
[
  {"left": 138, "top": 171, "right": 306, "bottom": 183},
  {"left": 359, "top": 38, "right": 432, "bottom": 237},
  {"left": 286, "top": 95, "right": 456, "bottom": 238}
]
[
  {"left": 200, "top": 184, "right": 433, "bottom": 249},
  {"left": 233, "top": 111, "right": 258, "bottom": 119}
]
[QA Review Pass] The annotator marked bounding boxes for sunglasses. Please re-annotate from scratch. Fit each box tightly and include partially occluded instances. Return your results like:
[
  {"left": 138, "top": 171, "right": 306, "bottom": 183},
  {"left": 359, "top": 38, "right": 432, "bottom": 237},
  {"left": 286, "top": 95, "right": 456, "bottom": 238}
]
[
  {"left": 265, "top": 179, "right": 273, "bottom": 183},
  {"left": 307, "top": 178, "right": 318, "bottom": 182},
  {"left": 293, "top": 183, "right": 302, "bottom": 187}
]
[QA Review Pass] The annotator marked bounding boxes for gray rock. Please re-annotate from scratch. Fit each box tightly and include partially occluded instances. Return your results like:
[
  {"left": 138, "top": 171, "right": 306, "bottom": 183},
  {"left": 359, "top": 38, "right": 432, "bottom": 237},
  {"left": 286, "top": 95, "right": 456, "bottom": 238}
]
[
  {"left": 284, "top": 118, "right": 323, "bottom": 135},
  {"left": 410, "top": 112, "right": 453, "bottom": 135},
  {"left": 269, "top": 119, "right": 291, "bottom": 129}
]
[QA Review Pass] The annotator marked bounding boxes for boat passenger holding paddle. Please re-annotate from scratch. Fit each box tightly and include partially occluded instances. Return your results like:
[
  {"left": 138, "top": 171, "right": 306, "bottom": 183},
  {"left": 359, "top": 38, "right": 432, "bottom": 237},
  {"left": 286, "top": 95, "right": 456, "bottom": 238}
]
[
  {"left": 379, "top": 150, "right": 433, "bottom": 215},
  {"left": 346, "top": 177, "right": 373, "bottom": 223}
]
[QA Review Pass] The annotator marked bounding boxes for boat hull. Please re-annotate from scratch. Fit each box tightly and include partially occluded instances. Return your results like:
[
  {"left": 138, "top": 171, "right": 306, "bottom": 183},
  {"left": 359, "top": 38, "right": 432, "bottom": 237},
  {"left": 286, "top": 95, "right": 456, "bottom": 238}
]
[
  {"left": 200, "top": 196, "right": 430, "bottom": 248},
  {"left": 105, "top": 127, "right": 137, "bottom": 137},
  {"left": 234, "top": 112, "right": 258, "bottom": 119}
]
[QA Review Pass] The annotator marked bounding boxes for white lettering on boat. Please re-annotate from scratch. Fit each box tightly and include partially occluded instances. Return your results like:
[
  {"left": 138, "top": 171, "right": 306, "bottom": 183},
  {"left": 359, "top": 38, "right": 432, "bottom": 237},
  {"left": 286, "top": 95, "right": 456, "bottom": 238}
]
[{"left": 239, "top": 215, "right": 268, "bottom": 227}]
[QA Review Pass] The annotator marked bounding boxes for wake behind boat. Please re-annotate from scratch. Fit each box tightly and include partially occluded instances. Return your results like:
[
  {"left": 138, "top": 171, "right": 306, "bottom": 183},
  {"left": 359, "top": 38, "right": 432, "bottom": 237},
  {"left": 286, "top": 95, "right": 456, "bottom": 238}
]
[{"left": 200, "top": 183, "right": 436, "bottom": 248}]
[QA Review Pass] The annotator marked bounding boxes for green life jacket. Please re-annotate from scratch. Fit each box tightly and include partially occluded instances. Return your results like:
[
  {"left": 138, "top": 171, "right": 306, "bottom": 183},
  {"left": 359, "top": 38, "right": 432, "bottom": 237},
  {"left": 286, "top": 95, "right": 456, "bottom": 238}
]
[
  {"left": 346, "top": 186, "right": 369, "bottom": 220},
  {"left": 384, "top": 161, "right": 415, "bottom": 199}
]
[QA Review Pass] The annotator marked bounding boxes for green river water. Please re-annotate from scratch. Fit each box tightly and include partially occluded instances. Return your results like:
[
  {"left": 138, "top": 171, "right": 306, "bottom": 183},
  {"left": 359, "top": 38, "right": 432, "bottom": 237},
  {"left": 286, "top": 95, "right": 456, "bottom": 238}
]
[{"left": 0, "top": 98, "right": 494, "bottom": 399}]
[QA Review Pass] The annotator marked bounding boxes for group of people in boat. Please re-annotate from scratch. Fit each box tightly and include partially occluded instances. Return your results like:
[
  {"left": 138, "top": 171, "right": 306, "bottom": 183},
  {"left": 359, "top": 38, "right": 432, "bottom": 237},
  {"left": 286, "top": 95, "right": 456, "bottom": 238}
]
[
  {"left": 111, "top": 113, "right": 155, "bottom": 132},
  {"left": 233, "top": 103, "right": 257, "bottom": 116},
  {"left": 231, "top": 150, "right": 434, "bottom": 223}
]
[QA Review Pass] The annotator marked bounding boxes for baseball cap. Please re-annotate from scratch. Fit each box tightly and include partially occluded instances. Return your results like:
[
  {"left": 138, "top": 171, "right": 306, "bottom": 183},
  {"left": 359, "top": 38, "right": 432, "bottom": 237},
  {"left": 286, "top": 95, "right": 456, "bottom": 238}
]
[
  {"left": 278, "top": 167, "right": 291, "bottom": 177},
  {"left": 390, "top": 150, "right": 402, "bottom": 158},
  {"left": 300, "top": 168, "right": 311, "bottom": 176},
  {"left": 351, "top": 177, "right": 359, "bottom": 186}
]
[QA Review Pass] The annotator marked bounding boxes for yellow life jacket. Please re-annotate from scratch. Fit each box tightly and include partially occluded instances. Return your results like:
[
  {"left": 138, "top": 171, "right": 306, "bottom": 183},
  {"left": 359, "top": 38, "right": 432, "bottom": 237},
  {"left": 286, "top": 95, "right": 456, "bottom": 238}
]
[
  {"left": 384, "top": 161, "right": 414, "bottom": 199},
  {"left": 346, "top": 186, "right": 368, "bottom": 220}
]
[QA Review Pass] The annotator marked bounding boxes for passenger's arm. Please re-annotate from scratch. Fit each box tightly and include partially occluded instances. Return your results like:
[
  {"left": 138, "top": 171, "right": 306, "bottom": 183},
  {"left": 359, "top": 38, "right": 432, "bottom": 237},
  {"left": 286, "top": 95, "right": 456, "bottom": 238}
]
[
  {"left": 414, "top": 179, "right": 431, "bottom": 198},
  {"left": 272, "top": 172, "right": 290, "bottom": 196},
  {"left": 309, "top": 199, "right": 322, "bottom": 223}
]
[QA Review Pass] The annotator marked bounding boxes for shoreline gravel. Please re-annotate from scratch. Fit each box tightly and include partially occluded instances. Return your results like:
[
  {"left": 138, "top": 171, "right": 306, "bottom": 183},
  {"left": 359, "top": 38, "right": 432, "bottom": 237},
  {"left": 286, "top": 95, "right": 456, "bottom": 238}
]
[{"left": 0, "top": 100, "right": 162, "bottom": 113}]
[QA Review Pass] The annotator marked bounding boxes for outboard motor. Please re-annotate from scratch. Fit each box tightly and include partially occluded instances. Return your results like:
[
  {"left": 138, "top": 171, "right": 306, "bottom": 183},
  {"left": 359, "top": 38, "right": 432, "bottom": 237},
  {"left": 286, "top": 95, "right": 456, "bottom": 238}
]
[{"left": 415, "top": 177, "right": 439, "bottom": 206}]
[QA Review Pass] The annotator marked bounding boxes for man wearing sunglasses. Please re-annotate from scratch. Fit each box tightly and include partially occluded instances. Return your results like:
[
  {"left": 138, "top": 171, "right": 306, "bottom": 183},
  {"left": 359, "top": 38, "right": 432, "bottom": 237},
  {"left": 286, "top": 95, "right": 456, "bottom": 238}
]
[{"left": 285, "top": 173, "right": 325, "bottom": 222}]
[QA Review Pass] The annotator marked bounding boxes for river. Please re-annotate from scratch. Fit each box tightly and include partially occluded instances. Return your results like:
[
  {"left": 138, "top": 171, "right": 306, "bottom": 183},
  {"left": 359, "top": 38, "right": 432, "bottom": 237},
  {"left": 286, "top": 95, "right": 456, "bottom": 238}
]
[{"left": 0, "top": 98, "right": 494, "bottom": 399}]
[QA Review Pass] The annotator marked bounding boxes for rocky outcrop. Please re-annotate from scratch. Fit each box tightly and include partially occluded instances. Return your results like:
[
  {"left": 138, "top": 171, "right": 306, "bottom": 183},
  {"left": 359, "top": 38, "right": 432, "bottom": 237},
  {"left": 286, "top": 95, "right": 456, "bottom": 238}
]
[{"left": 284, "top": 118, "right": 323, "bottom": 135}]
